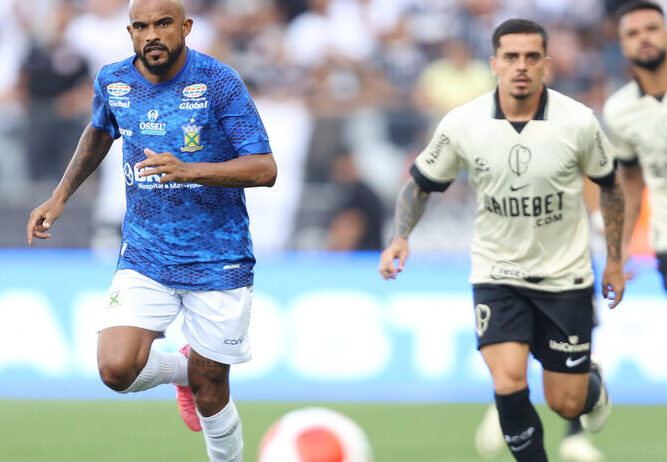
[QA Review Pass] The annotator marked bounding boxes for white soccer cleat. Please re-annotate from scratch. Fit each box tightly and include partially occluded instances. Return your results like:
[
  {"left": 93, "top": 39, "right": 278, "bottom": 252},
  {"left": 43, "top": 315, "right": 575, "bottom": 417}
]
[
  {"left": 559, "top": 433, "right": 604, "bottom": 462},
  {"left": 580, "top": 356, "right": 611, "bottom": 433},
  {"left": 475, "top": 405, "right": 505, "bottom": 459}
]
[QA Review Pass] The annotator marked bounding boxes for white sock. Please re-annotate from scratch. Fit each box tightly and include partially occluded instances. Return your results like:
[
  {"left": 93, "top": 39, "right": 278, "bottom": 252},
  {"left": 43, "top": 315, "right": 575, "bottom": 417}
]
[
  {"left": 198, "top": 399, "right": 244, "bottom": 462},
  {"left": 119, "top": 349, "right": 188, "bottom": 393}
]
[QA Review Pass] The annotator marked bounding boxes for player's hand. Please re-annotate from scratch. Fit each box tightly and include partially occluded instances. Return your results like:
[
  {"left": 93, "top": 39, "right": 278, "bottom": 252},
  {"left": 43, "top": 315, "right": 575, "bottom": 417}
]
[
  {"left": 601, "top": 260, "right": 625, "bottom": 309},
  {"left": 621, "top": 247, "right": 637, "bottom": 280},
  {"left": 26, "top": 196, "right": 66, "bottom": 245},
  {"left": 379, "top": 237, "right": 409, "bottom": 280},
  {"left": 135, "top": 148, "right": 192, "bottom": 184}
]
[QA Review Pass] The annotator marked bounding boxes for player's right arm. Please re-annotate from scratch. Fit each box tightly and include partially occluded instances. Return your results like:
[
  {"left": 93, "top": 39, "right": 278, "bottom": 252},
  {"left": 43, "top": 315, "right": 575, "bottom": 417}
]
[
  {"left": 379, "top": 115, "right": 459, "bottom": 280},
  {"left": 27, "top": 125, "right": 113, "bottom": 244},
  {"left": 379, "top": 178, "right": 431, "bottom": 280}
]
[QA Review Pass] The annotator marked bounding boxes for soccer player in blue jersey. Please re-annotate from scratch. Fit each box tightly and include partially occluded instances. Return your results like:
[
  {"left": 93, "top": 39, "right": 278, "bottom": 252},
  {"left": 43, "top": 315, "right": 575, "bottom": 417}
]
[{"left": 26, "top": 0, "right": 276, "bottom": 460}]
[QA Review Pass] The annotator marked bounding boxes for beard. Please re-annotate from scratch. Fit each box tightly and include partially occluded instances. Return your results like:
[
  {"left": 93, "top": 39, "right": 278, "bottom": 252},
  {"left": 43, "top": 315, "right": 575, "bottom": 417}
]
[
  {"left": 511, "top": 91, "right": 531, "bottom": 100},
  {"left": 632, "top": 49, "right": 666, "bottom": 71},
  {"left": 138, "top": 40, "right": 185, "bottom": 76}
]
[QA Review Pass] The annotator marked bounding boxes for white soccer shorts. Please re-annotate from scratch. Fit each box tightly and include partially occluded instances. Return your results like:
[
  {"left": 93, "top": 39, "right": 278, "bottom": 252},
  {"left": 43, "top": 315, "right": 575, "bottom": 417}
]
[{"left": 99, "top": 269, "right": 252, "bottom": 365}]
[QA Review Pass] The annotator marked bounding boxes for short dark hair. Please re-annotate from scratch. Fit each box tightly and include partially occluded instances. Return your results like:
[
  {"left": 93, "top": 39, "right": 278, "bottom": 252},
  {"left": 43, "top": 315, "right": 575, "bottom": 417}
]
[
  {"left": 617, "top": 1, "right": 664, "bottom": 19},
  {"left": 492, "top": 18, "right": 548, "bottom": 53}
]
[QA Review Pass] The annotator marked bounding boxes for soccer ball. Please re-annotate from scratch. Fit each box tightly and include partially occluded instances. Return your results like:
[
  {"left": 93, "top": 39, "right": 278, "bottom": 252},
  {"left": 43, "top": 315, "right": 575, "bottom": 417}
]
[{"left": 257, "top": 407, "right": 374, "bottom": 462}]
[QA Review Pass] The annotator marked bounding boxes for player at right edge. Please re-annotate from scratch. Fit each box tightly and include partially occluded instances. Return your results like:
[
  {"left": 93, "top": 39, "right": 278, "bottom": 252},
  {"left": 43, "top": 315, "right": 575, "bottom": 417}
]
[{"left": 604, "top": 0, "right": 667, "bottom": 293}]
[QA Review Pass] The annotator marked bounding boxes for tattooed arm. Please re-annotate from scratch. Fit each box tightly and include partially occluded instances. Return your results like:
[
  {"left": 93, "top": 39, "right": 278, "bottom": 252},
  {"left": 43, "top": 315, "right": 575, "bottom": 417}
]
[
  {"left": 134, "top": 149, "right": 277, "bottom": 188},
  {"left": 599, "top": 176, "right": 626, "bottom": 308},
  {"left": 379, "top": 177, "right": 432, "bottom": 280},
  {"left": 27, "top": 125, "right": 113, "bottom": 244}
]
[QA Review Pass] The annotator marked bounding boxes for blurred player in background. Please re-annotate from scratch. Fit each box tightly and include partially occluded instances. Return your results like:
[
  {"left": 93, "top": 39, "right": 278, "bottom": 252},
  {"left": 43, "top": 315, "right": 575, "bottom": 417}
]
[
  {"left": 26, "top": 0, "right": 277, "bottom": 461},
  {"left": 379, "top": 18, "right": 625, "bottom": 462},
  {"left": 604, "top": 0, "right": 667, "bottom": 293}
]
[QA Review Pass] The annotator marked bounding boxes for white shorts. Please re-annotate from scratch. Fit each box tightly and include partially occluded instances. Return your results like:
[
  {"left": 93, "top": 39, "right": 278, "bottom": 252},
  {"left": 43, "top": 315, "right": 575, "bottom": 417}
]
[{"left": 99, "top": 269, "right": 252, "bottom": 365}]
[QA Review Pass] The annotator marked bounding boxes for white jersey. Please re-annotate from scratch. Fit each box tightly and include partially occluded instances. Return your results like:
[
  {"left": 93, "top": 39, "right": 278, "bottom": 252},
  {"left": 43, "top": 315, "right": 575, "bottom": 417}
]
[
  {"left": 412, "top": 88, "right": 615, "bottom": 291},
  {"left": 603, "top": 81, "right": 667, "bottom": 253}
]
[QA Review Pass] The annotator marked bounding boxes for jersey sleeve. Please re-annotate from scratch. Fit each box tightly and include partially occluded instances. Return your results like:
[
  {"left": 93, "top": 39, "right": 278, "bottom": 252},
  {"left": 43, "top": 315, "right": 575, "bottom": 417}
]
[
  {"left": 579, "top": 113, "right": 616, "bottom": 185},
  {"left": 602, "top": 105, "right": 637, "bottom": 165},
  {"left": 410, "top": 115, "right": 460, "bottom": 192},
  {"left": 90, "top": 74, "right": 120, "bottom": 139},
  {"left": 215, "top": 70, "right": 272, "bottom": 156}
]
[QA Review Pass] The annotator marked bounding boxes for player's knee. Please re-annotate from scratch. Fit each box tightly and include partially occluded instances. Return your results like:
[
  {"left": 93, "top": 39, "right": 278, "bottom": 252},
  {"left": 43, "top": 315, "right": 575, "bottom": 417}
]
[
  {"left": 98, "top": 358, "right": 137, "bottom": 392},
  {"left": 492, "top": 375, "right": 527, "bottom": 395},
  {"left": 546, "top": 394, "right": 584, "bottom": 419}
]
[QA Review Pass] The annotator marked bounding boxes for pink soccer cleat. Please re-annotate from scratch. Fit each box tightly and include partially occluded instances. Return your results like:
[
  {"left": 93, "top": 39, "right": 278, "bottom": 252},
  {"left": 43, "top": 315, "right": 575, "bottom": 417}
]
[{"left": 174, "top": 345, "right": 201, "bottom": 432}]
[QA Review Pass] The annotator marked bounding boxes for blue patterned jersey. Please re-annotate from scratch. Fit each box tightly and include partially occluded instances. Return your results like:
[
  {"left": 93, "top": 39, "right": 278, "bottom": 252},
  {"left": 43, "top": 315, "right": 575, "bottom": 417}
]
[{"left": 91, "top": 49, "right": 272, "bottom": 290}]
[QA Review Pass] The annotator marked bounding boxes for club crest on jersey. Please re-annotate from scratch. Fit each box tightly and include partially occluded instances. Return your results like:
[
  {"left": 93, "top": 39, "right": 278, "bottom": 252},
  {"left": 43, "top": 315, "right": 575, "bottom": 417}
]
[
  {"left": 508, "top": 144, "right": 532, "bottom": 176},
  {"left": 107, "top": 82, "right": 131, "bottom": 97},
  {"left": 183, "top": 83, "right": 207, "bottom": 98},
  {"left": 181, "top": 120, "right": 203, "bottom": 152}
]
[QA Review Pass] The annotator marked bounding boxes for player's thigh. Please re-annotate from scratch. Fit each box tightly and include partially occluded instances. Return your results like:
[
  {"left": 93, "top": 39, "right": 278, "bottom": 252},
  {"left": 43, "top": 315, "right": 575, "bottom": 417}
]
[
  {"left": 98, "top": 269, "right": 182, "bottom": 363},
  {"left": 473, "top": 284, "right": 535, "bottom": 347},
  {"left": 181, "top": 285, "right": 252, "bottom": 365},
  {"left": 474, "top": 284, "right": 534, "bottom": 393},
  {"left": 98, "top": 326, "right": 162, "bottom": 370},
  {"left": 530, "top": 286, "right": 594, "bottom": 375},
  {"left": 480, "top": 342, "right": 531, "bottom": 394}
]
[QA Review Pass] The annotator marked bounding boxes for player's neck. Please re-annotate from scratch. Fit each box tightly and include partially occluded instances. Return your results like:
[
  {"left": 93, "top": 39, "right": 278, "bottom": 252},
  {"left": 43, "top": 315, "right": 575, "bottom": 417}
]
[
  {"left": 497, "top": 86, "right": 543, "bottom": 121},
  {"left": 635, "top": 63, "right": 667, "bottom": 97},
  {"left": 135, "top": 48, "right": 188, "bottom": 84}
]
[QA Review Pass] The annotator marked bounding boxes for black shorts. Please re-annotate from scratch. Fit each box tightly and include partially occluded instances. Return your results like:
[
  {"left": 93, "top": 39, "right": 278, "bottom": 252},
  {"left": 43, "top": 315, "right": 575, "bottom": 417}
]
[
  {"left": 473, "top": 284, "right": 594, "bottom": 374},
  {"left": 657, "top": 252, "right": 667, "bottom": 293}
]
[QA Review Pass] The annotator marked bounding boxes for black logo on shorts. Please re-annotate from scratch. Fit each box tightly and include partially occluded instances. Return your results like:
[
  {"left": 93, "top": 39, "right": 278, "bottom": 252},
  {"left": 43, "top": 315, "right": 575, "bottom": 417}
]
[{"left": 508, "top": 144, "right": 532, "bottom": 176}]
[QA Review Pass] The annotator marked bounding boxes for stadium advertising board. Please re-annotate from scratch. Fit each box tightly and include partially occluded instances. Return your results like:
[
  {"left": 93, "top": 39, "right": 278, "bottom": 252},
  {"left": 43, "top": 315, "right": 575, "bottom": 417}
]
[{"left": 0, "top": 250, "right": 665, "bottom": 403}]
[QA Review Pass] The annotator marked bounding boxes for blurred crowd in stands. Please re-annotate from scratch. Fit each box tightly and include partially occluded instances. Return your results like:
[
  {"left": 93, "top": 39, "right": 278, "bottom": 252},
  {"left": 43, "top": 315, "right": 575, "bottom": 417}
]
[{"left": 0, "top": 0, "right": 656, "bottom": 251}]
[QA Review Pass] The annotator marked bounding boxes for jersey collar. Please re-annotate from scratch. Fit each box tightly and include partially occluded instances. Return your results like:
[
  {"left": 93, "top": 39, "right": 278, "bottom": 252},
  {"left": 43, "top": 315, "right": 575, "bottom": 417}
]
[
  {"left": 635, "top": 77, "right": 665, "bottom": 102},
  {"left": 493, "top": 85, "right": 548, "bottom": 120}
]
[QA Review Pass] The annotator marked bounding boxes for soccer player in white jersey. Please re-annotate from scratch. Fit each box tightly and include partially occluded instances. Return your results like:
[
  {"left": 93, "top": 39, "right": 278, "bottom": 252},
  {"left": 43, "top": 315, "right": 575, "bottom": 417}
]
[
  {"left": 604, "top": 0, "right": 667, "bottom": 293},
  {"left": 26, "top": 0, "right": 277, "bottom": 461},
  {"left": 379, "top": 19, "right": 626, "bottom": 462}
]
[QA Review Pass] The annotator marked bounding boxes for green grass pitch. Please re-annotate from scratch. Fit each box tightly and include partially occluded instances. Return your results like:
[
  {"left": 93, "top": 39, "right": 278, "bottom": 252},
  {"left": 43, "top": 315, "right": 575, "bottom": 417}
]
[{"left": 0, "top": 400, "right": 665, "bottom": 461}]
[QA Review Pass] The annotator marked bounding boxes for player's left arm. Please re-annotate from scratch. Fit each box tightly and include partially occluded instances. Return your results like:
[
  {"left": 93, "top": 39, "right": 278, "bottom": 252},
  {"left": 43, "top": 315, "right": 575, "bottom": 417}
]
[
  {"left": 135, "top": 148, "right": 277, "bottom": 187},
  {"left": 598, "top": 176, "right": 626, "bottom": 308}
]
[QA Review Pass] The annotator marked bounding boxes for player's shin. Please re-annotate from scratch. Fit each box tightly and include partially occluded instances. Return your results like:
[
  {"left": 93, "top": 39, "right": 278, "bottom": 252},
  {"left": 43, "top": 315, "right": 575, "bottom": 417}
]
[
  {"left": 119, "top": 349, "right": 188, "bottom": 393},
  {"left": 495, "top": 388, "right": 548, "bottom": 462},
  {"left": 198, "top": 398, "right": 244, "bottom": 462}
]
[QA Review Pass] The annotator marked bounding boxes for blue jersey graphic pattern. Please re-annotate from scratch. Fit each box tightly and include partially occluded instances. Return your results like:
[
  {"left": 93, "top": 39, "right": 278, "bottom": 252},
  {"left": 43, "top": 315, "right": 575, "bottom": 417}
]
[{"left": 91, "top": 49, "right": 272, "bottom": 290}]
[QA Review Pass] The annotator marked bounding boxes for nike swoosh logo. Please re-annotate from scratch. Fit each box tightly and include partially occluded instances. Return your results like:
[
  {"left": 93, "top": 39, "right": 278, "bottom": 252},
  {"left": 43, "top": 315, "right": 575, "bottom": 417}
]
[
  {"left": 566, "top": 355, "right": 587, "bottom": 368},
  {"left": 510, "top": 184, "right": 530, "bottom": 191},
  {"left": 509, "top": 440, "right": 532, "bottom": 452}
]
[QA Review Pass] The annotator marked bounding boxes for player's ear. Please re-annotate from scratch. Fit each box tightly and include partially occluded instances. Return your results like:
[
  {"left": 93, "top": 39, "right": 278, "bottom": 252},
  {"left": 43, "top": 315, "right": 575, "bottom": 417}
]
[
  {"left": 127, "top": 24, "right": 133, "bottom": 39},
  {"left": 490, "top": 55, "right": 498, "bottom": 76},
  {"left": 544, "top": 56, "right": 551, "bottom": 79},
  {"left": 182, "top": 17, "right": 193, "bottom": 38}
]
